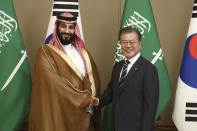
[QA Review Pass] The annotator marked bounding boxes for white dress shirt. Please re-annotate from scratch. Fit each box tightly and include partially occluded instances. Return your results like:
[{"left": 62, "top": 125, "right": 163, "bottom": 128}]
[
  {"left": 63, "top": 44, "right": 86, "bottom": 76},
  {"left": 119, "top": 53, "right": 141, "bottom": 80}
]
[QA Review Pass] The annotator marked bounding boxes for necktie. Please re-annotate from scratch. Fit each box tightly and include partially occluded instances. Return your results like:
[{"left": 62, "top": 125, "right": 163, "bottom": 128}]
[{"left": 119, "top": 60, "right": 130, "bottom": 86}]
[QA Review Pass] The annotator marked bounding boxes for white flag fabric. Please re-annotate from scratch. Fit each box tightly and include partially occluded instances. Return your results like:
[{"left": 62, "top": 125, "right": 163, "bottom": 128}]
[
  {"left": 45, "top": 0, "right": 84, "bottom": 47},
  {"left": 172, "top": 0, "right": 197, "bottom": 131}
]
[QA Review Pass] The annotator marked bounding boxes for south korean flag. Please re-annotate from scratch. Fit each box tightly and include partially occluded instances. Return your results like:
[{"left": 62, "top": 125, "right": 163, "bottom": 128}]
[{"left": 172, "top": 0, "right": 197, "bottom": 131}]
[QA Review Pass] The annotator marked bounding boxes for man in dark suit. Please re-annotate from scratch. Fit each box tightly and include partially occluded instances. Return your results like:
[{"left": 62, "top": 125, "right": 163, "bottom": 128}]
[{"left": 92, "top": 27, "right": 159, "bottom": 131}]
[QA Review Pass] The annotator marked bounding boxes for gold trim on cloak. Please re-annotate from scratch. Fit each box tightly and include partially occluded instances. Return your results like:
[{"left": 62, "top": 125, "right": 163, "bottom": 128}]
[
  {"left": 47, "top": 44, "right": 83, "bottom": 80},
  {"left": 82, "top": 48, "right": 96, "bottom": 96},
  {"left": 47, "top": 44, "right": 96, "bottom": 96}
]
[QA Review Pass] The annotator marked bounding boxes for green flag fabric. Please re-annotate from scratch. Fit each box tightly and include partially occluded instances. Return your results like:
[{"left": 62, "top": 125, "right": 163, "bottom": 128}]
[
  {"left": 102, "top": 0, "right": 172, "bottom": 130},
  {"left": 0, "top": 0, "right": 32, "bottom": 130}
]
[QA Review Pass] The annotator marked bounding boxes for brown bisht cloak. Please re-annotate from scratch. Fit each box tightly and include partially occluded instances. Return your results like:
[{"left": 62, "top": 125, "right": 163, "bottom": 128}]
[{"left": 28, "top": 45, "right": 101, "bottom": 131}]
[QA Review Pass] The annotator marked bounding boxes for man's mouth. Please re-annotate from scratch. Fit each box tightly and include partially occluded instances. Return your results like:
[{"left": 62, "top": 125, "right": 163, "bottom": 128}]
[
  {"left": 62, "top": 34, "right": 70, "bottom": 37},
  {"left": 124, "top": 49, "right": 133, "bottom": 53},
  {"left": 61, "top": 33, "right": 72, "bottom": 40}
]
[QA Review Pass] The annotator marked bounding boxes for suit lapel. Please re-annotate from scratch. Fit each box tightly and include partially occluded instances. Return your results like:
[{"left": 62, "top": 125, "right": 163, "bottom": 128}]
[{"left": 119, "top": 56, "right": 145, "bottom": 94}]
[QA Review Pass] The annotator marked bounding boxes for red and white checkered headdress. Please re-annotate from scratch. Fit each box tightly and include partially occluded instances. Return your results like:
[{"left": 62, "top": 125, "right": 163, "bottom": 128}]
[{"left": 49, "top": 12, "right": 88, "bottom": 77}]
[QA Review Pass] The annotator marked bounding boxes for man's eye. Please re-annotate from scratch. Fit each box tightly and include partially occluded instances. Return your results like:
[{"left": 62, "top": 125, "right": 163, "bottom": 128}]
[
  {"left": 69, "top": 26, "right": 74, "bottom": 29},
  {"left": 60, "top": 25, "right": 66, "bottom": 28}
]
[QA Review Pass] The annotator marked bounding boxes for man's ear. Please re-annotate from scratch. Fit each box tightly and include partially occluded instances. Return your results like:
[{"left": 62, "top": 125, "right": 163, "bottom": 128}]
[{"left": 139, "top": 41, "right": 142, "bottom": 45}]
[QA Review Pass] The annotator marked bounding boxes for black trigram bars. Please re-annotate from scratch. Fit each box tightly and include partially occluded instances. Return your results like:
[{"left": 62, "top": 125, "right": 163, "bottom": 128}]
[
  {"left": 185, "top": 102, "right": 197, "bottom": 122},
  {"left": 53, "top": 0, "right": 79, "bottom": 17},
  {"left": 192, "top": 0, "right": 197, "bottom": 18}
]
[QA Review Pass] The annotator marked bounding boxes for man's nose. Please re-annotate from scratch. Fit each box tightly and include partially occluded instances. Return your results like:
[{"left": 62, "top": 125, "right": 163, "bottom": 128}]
[{"left": 65, "top": 27, "right": 70, "bottom": 33}]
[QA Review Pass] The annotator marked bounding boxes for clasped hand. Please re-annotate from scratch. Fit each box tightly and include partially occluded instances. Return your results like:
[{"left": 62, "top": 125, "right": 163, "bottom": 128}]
[{"left": 91, "top": 96, "right": 99, "bottom": 107}]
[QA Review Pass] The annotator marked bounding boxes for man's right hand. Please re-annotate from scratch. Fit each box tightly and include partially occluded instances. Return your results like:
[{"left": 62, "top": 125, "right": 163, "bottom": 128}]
[{"left": 91, "top": 96, "right": 99, "bottom": 106}]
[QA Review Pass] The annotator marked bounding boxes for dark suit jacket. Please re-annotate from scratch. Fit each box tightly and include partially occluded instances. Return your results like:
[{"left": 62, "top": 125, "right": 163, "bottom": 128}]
[{"left": 98, "top": 56, "right": 159, "bottom": 131}]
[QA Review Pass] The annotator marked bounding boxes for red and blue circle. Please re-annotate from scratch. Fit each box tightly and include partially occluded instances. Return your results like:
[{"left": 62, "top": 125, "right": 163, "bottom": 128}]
[{"left": 180, "top": 33, "right": 197, "bottom": 88}]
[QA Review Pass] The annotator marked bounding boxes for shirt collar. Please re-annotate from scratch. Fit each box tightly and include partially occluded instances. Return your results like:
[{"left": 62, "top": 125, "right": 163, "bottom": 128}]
[
  {"left": 62, "top": 43, "right": 73, "bottom": 50},
  {"left": 126, "top": 52, "right": 140, "bottom": 64}
]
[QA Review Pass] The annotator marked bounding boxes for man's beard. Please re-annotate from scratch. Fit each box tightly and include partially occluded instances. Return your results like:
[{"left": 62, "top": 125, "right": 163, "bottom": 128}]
[{"left": 57, "top": 32, "right": 75, "bottom": 45}]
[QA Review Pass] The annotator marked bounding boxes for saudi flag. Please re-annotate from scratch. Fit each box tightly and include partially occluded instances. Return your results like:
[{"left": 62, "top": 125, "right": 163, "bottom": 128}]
[
  {"left": 102, "top": 0, "right": 172, "bottom": 130},
  {"left": 45, "top": 0, "right": 85, "bottom": 47},
  {"left": 172, "top": 0, "right": 197, "bottom": 130},
  {"left": 0, "top": 0, "right": 32, "bottom": 130}
]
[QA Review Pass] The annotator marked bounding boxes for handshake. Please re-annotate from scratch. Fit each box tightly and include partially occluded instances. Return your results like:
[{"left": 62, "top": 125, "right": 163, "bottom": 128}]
[
  {"left": 91, "top": 96, "right": 99, "bottom": 106},
  {"left": 86, "top": 97, "right": 99, "bottom": 115}
]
